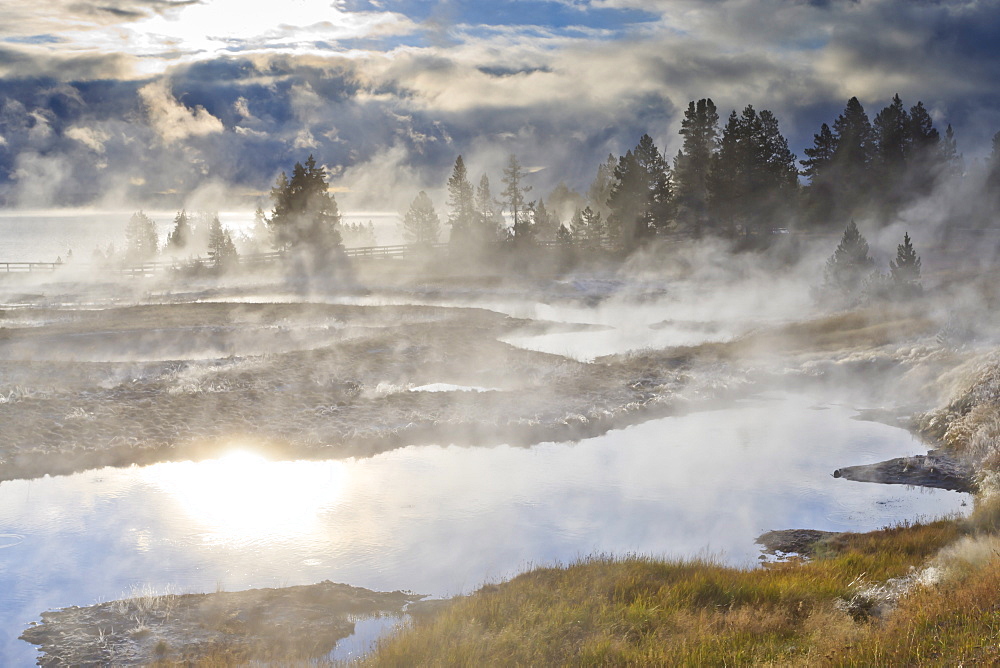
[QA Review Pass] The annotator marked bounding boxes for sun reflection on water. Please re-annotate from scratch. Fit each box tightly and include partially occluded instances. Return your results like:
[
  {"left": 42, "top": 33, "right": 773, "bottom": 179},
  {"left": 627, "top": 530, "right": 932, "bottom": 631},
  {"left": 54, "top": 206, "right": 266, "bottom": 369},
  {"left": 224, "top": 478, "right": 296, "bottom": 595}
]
[{"left": 138, "top": 450, "right": 349, "bottom": 545}]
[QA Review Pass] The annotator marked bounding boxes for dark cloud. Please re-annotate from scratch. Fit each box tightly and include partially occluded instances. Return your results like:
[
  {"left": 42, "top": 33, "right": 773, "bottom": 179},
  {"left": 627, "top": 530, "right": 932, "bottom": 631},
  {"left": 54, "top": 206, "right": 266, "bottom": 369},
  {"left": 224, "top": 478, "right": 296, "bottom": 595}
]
[
  {"left": 0, "top": 0, "right": 998, "bottom": 211},
  {"left": 477, "top": 65, "right": 554, "bottom": 78},
  {"left": 67, "top": 0, "right": 199, "bottom": 21}
]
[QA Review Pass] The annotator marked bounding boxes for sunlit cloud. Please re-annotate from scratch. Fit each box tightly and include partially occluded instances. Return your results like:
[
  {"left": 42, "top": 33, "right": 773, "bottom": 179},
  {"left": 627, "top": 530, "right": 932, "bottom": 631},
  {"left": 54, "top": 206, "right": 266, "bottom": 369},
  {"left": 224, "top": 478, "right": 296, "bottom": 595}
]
[
  {"left": 0, "top": 0, "right": 999, "bottom": 207},
  {"left": 139, "top": 79, "right": 225, "bottom": 143}
]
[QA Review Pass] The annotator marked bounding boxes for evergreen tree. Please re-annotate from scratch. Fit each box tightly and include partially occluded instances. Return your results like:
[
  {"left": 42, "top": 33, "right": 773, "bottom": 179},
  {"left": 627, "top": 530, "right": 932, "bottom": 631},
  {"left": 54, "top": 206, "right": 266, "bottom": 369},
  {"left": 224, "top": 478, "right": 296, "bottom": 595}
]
[
  {"left": 579, "top": 205, "right": 605, "bottom": 242},
  {"left": 446, "top": 155, "right": 476, "bottom": 247},
  {"left": 402, "top": 191, "right": 440, "bottom": 245},
  {"left": 587, "top": 153, "right": 618, "bottom": 220},
  {"left": 800, "top": 123, "right": 838, "bottom": 224},
  {"left": 532, "top": 198, "right": 560, "bottom": 242},
  {"left": 167, "top": 210, "right": 191, "bottom": 251},
  {"left": 752, "top": 108, "right": 799, "bottom": 222},
  {"left": 674, "top": 98, "right": 720, "bottom": 234},
  {"left": 907, "top": 102, "right": 939, "bottom": 159},
  {"left": 830, "top": 97, "right": 874, "bottom": 213},
  {"left": 475, "top": 174, "right": 504, "bottom": 243},
  {"left": 889, "top": 231, "right": 922, "bottom": 292},
  {"left": 940, "top": 124, "right": 963, "bottom": 179},
  {"left": 801, "top": 123, "right": 836, "bottom": 183},
  {"left": 822, "top": 220, "right": 875, "bottom": 303},
  {"left": 569, "top": 208, "right": 585, "bottom": 238},
  {"left": 207, "top": 215, "right": 238, "bottom": 269},
  {"left": 873, "top": 93, "right": 910, "bottom": 186},
  {"left": 124, "top": 210, "right": 159, "bottom": 263},
  {"left": 250, "top": 206, "right": 270, "bottom": 250},
  {"left": 268, "top": 155, "right": 343, "bottom": 255},
  {"left": 608, "top": 134, "right": 672, "bottom": 250},
  {"left": 501, "top": 154, "right": 532, "bottom": 242},
  {"left": 708, "top": 110, "right": 743, "bottom": 235},
  {"left": 905, "top": 101, "right": 942, "bottom": 194},
  {"left": 988, "top": 131, "right": 1000, "bottom": 198},
  {"left": 708, "top": 106, "right": 796, "bottom": 236}
]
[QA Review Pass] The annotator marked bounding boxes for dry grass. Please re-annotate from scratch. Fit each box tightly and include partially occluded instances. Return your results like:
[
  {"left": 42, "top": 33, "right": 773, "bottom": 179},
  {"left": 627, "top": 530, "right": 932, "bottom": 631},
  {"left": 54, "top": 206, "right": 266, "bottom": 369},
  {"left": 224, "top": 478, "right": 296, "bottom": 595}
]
[{"left": 363, "top": 521, "right": 962, "bottom": 667}]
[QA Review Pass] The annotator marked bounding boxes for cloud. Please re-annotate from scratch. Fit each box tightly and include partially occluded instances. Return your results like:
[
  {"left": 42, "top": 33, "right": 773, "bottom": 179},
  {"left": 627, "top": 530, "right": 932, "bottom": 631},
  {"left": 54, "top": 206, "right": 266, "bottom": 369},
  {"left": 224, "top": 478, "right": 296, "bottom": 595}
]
[
  {"left": 65, "top": 125, "right": 111, "bottom": 153},
  {"left": 138, "top": 80, "right": 225, "bottom": 144},
  {"left": 0, "top": 45, "right": 135, "bottom": 81},
  {"left": 0, "top": 0, "right": 999, "bottom": 210}
]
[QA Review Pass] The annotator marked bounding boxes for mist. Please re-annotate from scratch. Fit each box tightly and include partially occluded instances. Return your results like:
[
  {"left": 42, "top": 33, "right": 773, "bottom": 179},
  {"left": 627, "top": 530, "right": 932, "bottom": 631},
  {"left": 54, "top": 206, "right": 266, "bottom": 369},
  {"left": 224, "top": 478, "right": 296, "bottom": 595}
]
[{"left": 6, "top": 0, "right": 1000, "bottom": 662}]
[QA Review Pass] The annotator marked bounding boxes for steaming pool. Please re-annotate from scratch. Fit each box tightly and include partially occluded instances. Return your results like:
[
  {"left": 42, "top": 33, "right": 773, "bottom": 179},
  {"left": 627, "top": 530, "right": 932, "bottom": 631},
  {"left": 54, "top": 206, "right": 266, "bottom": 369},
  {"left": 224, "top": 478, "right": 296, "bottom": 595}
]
[{"left": 0, "top": 393, "right": 970, "bottom": 663}]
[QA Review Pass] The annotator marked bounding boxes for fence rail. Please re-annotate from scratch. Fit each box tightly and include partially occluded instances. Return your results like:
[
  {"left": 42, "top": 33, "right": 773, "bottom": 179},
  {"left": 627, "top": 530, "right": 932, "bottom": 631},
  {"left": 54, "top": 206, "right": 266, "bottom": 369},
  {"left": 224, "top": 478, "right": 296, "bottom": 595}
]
[
  {"left": 0, "top": 262, "right": 62, "bottom": 273},
  {"left": 0, "top": 239, "right": 624, "bottom": 276}
]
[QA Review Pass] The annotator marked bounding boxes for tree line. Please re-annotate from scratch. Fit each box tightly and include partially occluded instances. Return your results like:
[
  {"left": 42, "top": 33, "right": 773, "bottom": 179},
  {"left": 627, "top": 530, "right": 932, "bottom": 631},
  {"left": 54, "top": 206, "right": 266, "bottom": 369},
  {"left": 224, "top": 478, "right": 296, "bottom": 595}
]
[
  {"left": 111, "top": 92, "right": 1000, "bottom": 289},
  {"left": 397, "top": 93, "right": 983, "bottom": 255}
]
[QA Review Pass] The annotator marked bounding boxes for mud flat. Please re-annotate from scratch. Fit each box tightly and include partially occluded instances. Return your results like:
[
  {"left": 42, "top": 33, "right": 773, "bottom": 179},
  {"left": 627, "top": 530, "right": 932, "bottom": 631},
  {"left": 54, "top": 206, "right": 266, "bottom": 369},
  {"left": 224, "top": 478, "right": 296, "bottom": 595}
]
[
  {"left": 20, "top": 581, "right": 419, "bottom": 665},
  {"left": 0, "top": 299, "right": 727, "bottom": 483}
]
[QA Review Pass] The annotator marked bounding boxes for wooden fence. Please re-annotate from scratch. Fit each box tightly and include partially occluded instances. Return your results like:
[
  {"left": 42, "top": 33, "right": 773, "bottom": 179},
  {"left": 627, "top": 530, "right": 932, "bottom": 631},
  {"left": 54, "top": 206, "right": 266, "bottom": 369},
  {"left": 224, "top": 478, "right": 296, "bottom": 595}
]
[
  {"left": 0, "top": 239, "right": 624, "bottom": 276},
  {"left": 0, "top": 262, "right": 63, "bottom": 273}
]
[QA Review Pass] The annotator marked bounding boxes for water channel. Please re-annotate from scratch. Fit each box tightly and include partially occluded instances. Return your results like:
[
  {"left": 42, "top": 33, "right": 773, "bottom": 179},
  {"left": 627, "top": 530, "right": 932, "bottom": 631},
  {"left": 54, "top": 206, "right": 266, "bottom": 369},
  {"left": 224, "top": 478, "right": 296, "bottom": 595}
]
[{"left": 0, "top": 392, "right": 969, "bottom": 663}]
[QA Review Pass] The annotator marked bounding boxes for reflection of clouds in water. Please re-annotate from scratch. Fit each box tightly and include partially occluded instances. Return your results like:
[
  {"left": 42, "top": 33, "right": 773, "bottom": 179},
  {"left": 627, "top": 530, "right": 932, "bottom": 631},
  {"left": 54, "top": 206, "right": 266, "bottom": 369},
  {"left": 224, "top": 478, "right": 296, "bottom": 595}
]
[{"left": 0, "top": 394, "right": 970, "bottom": 663}]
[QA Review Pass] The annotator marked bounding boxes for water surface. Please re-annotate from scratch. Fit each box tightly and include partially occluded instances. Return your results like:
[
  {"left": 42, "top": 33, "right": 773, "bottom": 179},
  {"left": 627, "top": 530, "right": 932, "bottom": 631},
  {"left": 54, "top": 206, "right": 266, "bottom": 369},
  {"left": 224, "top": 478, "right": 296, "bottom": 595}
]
[{"left": 0, "top": 393, "right": 968, "bottom": 662}]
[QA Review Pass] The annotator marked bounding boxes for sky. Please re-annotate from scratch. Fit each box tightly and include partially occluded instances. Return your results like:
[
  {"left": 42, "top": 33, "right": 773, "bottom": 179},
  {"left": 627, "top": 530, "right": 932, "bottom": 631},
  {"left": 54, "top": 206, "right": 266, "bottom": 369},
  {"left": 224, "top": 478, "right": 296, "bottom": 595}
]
[{"left": 1, "top": 0, "right": 999, "bottom": 213}]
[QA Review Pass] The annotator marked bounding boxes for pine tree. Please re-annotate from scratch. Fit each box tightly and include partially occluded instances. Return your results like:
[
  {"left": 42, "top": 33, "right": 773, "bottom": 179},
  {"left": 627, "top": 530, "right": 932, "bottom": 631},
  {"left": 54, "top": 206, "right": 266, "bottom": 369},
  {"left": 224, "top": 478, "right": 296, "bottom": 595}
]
[
  {"left": 940, "top": 124, "right": 963, "bottom": 179},
  {"left": 475, "top": 174, "right": 504, "bottom": 243},
  {"left": 830, "top": 97, "right": 874, "bottom": 213},
  {"left": 822, "top": 220, "right": 875, "bottom": 303},
  {"left": 268, "top": 155, "right": 343, "bottom": 254},
  {"left": 446, "top": 155, "right": 476, "bottom": 247},
  {"left": 905, "top": 101, "right": 942, "bottom": 194},
  {"left": 708, "top": 106, "right": 796, "bottom": 236},
  {"left": 874, "top": 94, "right": 910, "bottom": 181},
  {"left": 402, "top": 191, "right": 440, "bottom": 245},
  {"left": 167, "top": 210, "right": 191, "bottom": 251},
  {"left": 801, "top": 123, "right": 837, "bottom": 184},
  {"left": 608, "top": 134, "right": 672, "bottom": 250},
  {"left": 988, "top": 131, "right": 1000, "bottom": 198},
  {"left": 907, "top": 102, "right": 939, "bottom": 158},
  {"left": 250, "top": 206, "right": 270, "bottom": 250},
  {"left": 587, "top": 153, "right": 617, "bottom": 220},
  {"left": 753, "top": 109, "right": 799, "bottom": 225},
  {"left": 532, "top": 198, "right": 560, "bottom": 242},
  {"left": 501, "top": 154, "right": 532, "bottom": 242},
  {"left": 124, "top": 210, "right": 159, "bottom": 263},
  {"left": 674, "top": 99, "right": 719, "bottom": 234},
  {"left": 579, "top": 205, "right": 605, "bottom": 242},
  {"left": 889, "top": 231, "right": 922, "bottom": 291},
  {"left": 801, "top": 123, "right": 838, "bottom": 225},
  {"left": 569, "top": 209, "right": 584, "bottom": 238},
  {"left": 207, "top": 215, "right": 238, "bottom": 269}
]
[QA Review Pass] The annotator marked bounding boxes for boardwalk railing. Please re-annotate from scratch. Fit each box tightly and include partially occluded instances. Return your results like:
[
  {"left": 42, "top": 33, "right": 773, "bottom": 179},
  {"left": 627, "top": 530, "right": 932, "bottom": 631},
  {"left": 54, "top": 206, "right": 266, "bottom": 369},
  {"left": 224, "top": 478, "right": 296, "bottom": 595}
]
[
  {"left": 1, "top": 239, "right": 621, "bottom": 276},
  {"left": 0, "top": 261, "right": 63, "bottom": 273}
]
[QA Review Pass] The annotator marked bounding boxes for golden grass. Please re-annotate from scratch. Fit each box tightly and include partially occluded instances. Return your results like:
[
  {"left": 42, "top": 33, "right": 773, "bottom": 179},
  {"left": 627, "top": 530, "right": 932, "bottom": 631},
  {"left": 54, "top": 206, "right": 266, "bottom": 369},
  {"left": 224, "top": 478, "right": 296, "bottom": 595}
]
[
  {"left": 839, "top": 557, "right": 1000, "bottom": 666},
  {"left": 364, "top": 521, "right": 963, "bottom": 667}
]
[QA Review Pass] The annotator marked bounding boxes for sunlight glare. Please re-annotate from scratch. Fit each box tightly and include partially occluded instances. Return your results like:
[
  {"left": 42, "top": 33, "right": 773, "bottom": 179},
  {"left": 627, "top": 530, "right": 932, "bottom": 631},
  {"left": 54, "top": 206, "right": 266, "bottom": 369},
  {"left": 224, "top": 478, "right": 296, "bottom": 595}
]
[{"left": 139, "top": 449, "right": 349, "bottom": 545}]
